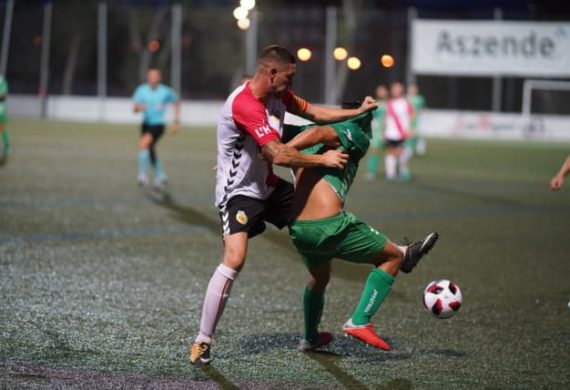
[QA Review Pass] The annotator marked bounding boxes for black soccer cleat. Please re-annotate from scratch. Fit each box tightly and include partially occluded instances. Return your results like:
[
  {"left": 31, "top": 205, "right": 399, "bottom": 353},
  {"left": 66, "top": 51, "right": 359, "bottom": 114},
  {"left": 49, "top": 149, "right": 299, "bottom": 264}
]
[{"left": 401, "top": 232, "right": 439, "bottom": 273}]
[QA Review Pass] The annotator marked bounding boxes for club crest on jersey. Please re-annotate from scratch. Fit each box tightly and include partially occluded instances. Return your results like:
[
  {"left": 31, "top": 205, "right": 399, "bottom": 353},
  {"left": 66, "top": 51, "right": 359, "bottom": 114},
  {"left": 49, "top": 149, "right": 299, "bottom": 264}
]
[{"left": 236, "top": 210, "right": 248, "bottom": 225}]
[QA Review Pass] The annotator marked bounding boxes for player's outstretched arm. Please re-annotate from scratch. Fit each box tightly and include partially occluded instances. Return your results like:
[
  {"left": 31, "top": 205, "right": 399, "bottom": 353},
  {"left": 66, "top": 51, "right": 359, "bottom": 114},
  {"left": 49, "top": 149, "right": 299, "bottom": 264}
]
[
  {"left": 262, "top": 139, "right": 347, "bottom": 169},
  {"left": 286, "top": 126, "right": 340, "bottom": 151},
  {"left": 133, "top": 103, "right": 146, "bottom": 113},
  {"left": 550, "top": 154, "right": 570, "bottom": 190},
  {"left": 301, "top": 96, "right": 377, "bottom": 123},
  {"left": 170, "top": 100, "right": 182, "bottom": 133}
]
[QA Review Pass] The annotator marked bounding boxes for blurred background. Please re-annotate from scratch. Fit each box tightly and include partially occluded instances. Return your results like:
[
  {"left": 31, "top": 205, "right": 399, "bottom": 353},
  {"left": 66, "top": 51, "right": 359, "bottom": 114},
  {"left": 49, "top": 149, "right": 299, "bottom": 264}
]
[{"left": 1, "top": 0, "right": 570, "bottom": 138}]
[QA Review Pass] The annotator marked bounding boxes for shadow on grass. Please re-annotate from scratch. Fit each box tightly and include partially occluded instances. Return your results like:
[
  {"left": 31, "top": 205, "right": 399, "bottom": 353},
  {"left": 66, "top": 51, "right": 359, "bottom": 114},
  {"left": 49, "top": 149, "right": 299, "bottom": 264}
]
[
  {"left": 305, "top": 350, "right": 369, "bottom": 390},
  {"left": 236, "top": 333, "right": 419, "bottom": 389},
  {"left": 413, "top": 179, "right": 525, "bottom": 207},
  {"left": 198, "top": 365, "right": 239, "bottom": 390},
  {"left": 145, "top": 193, "right": 414, "bottom": 293}
]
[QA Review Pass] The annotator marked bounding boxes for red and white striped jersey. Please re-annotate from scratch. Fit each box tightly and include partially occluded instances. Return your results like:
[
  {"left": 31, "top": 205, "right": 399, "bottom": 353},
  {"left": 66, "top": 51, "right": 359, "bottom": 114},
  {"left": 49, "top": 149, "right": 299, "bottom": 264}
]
[
  {"left": 385, "top": 97, "right": 413, "bottom": 141},
  {"left": 215, "top": 82, "right": 307, "bottom": 208}
]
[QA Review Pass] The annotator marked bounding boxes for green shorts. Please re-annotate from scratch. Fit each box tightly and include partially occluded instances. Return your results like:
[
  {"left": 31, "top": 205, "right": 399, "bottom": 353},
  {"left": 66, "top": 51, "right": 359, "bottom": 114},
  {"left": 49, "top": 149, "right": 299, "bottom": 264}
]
[
  {"left": 0, "top": 105, "right": 6, "bottom": 124},
  {"left": 288, "top": 211, "right": 387, "bottom": 269}
]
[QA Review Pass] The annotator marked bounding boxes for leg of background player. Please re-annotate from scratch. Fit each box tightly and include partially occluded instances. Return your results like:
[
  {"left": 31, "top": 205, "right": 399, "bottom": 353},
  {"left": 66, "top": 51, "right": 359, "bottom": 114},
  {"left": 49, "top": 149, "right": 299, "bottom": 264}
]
[
  {"left": 137, "top": 133, "right": 153, "bottom": 185},
  {"left": 399, "top": 149, "right": 411, "bottom": 182},
  {"left": 384, "top": 149, "right": 397, "bottom": 182}
]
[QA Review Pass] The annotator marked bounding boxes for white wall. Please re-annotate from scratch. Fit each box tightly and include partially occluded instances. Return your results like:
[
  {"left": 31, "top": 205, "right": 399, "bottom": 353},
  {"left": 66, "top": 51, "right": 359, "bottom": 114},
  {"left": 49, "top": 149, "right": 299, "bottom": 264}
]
[{"left": 8, "top": 94, "right": 570, "bottom": 142}]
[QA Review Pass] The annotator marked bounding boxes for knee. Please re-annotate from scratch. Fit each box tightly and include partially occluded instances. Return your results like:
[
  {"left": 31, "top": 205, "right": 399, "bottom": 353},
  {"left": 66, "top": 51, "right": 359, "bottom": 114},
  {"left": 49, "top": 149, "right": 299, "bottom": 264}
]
[
  {"left": 222, "top": 249, "right": 246, "bottom": 272},
  {"left": 308, "top": 275, "right": 329, "bottom": 291}
]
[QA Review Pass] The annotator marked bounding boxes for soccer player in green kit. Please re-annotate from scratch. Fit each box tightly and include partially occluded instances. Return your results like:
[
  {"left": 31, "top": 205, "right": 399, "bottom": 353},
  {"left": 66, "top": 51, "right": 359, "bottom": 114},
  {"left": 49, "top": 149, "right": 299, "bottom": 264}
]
[
  {"left": 0, "top": 75, "right": 10, "bottom": 158},
  {"left": 406, "top": 83, "right": 427, "bottom": 157},
  {"left": 284, "top": 109, "right": 438, "bottom": 351},
  {"left": 364, "top": 85, "right": 388, "bottom": 181}
]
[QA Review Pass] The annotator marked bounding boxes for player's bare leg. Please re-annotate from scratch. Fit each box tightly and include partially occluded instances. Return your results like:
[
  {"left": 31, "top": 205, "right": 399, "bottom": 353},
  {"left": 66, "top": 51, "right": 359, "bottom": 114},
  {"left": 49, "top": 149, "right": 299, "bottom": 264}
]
[
  {"left": 298, "top": 262, "right": 334, "bottom": 351},
  {"left": 384, "top": 146, "right": 401, "bottom": 182},
  {"left": 137, "top": 133, "right": 153, "bottom": 186},
  {"left": 189, "top": 232, "right": 247, "bottom": 364}
]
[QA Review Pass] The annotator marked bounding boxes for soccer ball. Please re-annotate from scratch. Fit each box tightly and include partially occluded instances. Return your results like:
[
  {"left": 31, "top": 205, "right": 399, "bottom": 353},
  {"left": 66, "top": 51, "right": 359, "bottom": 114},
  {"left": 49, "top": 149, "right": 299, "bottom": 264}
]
[{"left": 423, "top": 279, "right": 462, "bottom": 319}]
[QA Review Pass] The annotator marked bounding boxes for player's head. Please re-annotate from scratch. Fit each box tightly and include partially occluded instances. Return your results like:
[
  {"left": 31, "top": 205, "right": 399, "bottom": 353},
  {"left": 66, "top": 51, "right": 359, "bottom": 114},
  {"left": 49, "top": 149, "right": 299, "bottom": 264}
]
[
  {"left": 375, "top": 85, "right": 388, "bottom": 100},
  {"left": 256, "top": 45, "right": 296, "bottom": 94},
  {"left": 407, "top": 83, "right": 418, "bottom": 96},
  {"left": 147, "top": 68, "right": 162, "bottom": 87},
  {"left": 390, "top": 82, "right": 404, "bottom": 98}
]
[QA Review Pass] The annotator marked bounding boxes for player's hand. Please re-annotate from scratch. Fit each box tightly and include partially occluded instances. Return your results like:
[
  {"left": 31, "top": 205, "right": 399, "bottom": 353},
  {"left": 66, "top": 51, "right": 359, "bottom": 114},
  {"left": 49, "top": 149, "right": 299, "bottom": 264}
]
[
  {"left": 321, "top": 149, "right": 348, "bottom": 169},
  {"left": 133, "top": 103, "right": 147, "bottom": 113},
  {"left": 170, "top": 122, "right": 180, "bottom": 134},
  {"left": 550, "top": 175, "right": 564, "bottom": 190},
  {"left": 358, "top": 96, "right": 377, "bottom": 114}
]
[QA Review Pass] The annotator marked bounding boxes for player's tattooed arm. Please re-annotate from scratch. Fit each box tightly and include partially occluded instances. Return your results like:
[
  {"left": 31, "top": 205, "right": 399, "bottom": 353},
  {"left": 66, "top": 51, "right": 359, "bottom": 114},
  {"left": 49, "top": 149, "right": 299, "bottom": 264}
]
[
  {"left": 286, "top": 126, "right": 340, "bottom": 150},
  {"left": 262, "top": 140, "right": 347, "bottom": 169}
]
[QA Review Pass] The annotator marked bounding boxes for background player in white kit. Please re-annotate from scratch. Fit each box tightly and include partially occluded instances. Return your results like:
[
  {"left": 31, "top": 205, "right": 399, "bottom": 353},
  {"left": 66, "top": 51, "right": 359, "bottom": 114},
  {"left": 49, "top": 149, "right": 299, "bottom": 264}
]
[
  {"left": 189, "top": 45, "right": 377, "bottom": 364},
  {"left": 384, "top": 82, "right": 414, "bottom": 182}
]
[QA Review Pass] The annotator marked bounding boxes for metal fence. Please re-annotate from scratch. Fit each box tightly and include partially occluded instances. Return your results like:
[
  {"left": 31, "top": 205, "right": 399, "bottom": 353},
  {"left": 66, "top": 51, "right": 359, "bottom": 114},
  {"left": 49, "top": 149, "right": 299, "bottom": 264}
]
[{"left": 1, "top": 0, "right": 570, "bottom": 113}]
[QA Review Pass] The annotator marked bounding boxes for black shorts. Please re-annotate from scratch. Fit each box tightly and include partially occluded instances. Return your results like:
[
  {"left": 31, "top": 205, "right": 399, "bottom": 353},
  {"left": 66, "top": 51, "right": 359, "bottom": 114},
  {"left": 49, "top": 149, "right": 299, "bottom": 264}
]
[
  {"left": 385, "top": 139, "right": 405, "bottom": 148},
  {"left": 220, "top": 179, "right": 294, "bottom": 238},
  {"left": 141, "top": 124, "right": 165, "bottom": 141}
]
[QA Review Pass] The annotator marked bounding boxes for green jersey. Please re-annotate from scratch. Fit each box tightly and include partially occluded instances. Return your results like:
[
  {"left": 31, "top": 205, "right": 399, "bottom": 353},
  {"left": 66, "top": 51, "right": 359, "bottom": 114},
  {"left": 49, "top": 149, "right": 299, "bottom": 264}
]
[
  {"left": 371, "top": 101, "right": 386, "bottom": 144},
  {"left": 0, "top": 75, "right": 7, "bottom": 122},
  {"left": 284, "top": 113, "right": 372, "bottom": 204},
  {"left": 408, "top": 94, "right": 425, "bottom": 131}
]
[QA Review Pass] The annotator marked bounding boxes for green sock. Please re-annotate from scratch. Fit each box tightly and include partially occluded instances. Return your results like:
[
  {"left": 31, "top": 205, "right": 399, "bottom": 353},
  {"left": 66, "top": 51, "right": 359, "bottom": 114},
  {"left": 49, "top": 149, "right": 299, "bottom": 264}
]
[
  {"left": 2, "top": 130, "right": 10, "bottom": 153},
  {"left": 303, "top": 287, "right": 325, "bottom": 344},
  {"left": 367, "top": 154, "right": 379, "bottom": 175},
  {"left": 351, "top": 268, "right": 394, "bottom": 326}
]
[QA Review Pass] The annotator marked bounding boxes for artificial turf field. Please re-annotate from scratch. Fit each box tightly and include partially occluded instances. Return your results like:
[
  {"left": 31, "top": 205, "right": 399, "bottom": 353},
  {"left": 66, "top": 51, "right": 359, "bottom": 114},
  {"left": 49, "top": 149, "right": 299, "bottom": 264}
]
[{"left": 1, "top": 118, "right": 569, "bottom": 389}]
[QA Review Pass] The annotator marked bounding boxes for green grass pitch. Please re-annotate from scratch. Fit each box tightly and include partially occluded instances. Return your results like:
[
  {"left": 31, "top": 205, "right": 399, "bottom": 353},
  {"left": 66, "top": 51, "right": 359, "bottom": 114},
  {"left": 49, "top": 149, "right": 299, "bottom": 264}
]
[{"left": 1, "top": 119, "right": 569, "bottom": 388}]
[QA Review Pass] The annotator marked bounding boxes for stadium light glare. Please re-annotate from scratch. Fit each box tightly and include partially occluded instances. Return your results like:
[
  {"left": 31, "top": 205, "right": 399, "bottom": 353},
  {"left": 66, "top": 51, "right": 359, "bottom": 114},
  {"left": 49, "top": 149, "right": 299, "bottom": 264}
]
[
  {"left": 237, "top": 17, "right": 250, "bottom": 30},
  {"left": 347, "top": 56, "right": 361, "bottom": 70},
  {"left": 381, "top": 54, "right": 394, "bottom": 68},
  {"left": 333, "top": 47, "right": 348, "bottom": 61},
  {"left": 148, "top": 40, "right": 160, "bottom": 52},
  {"left": 240, "top": 0, "right": 256, "bottom": 10},
  {"left": 297, "top": 48, "right": 312, "bottom": 62},
  {"left": 233, "top": 6, "right": 249, "bottom": 20}
]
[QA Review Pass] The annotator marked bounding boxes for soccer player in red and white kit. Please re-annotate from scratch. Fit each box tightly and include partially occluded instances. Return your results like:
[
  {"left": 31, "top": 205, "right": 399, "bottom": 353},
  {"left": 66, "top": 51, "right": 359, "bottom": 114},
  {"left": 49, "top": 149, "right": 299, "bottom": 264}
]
[
  {"left": 384, "top": 82, "right": 414, "bottom": 182},
  {"left": 189, "top": 45, "right": 378, "bottom": 364}
]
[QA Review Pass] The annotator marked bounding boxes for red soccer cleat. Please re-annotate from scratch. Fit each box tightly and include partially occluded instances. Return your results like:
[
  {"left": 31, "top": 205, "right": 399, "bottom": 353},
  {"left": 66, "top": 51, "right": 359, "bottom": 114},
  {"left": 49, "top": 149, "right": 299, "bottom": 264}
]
[{"left": 342, "top": 320, "right": 391, "bottom": 351}]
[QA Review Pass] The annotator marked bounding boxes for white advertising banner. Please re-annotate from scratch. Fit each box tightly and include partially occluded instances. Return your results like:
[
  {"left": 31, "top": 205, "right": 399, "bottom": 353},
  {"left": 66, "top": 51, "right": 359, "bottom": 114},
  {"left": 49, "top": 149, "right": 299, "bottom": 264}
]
[
  {"left": 420, "top": 110, "right": 570, "bottom": 142},
  {"left": 412, "top": 20, "right": 570, "bottom": 77}
]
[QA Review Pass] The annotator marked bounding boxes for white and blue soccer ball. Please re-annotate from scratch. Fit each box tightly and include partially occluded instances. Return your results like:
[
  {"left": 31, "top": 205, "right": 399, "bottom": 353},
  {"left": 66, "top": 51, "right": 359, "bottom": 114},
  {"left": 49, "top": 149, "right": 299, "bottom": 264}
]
[{"left": 423, "top": 279, "right": 462, "bottom": 319}]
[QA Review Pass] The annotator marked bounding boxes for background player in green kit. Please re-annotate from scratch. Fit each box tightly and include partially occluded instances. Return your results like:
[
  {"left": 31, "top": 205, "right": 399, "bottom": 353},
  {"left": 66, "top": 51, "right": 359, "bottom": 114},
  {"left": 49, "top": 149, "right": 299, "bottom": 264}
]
[
  {"left": 283, "top": 109, "right": 438, "bottom": 351},
  {"left": 0, "top": 75, "right": 10, "bottom": 158},
  {"left": 406, "top": 83, "right": 427, "bottom": 157},
  {"left": 364, "top": 85, "right": 388, "bottom": 181}
]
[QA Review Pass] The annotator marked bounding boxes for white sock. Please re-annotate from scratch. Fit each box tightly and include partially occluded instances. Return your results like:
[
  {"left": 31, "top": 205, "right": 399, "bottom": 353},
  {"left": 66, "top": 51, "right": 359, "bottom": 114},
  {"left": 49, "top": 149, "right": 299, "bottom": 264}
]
[
  {"left": 195, "top": 264, "right": 238, "bottom": 344},
  {"left": 385, "top": 154, "right": 397, "bottom": 180}
]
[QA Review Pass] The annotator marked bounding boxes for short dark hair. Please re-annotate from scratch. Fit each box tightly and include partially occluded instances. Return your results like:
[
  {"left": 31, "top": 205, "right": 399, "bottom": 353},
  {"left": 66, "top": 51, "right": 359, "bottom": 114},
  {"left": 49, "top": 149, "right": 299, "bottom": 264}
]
[{"left": 258, "top": 45, "right": 296, "bottom": 67}]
